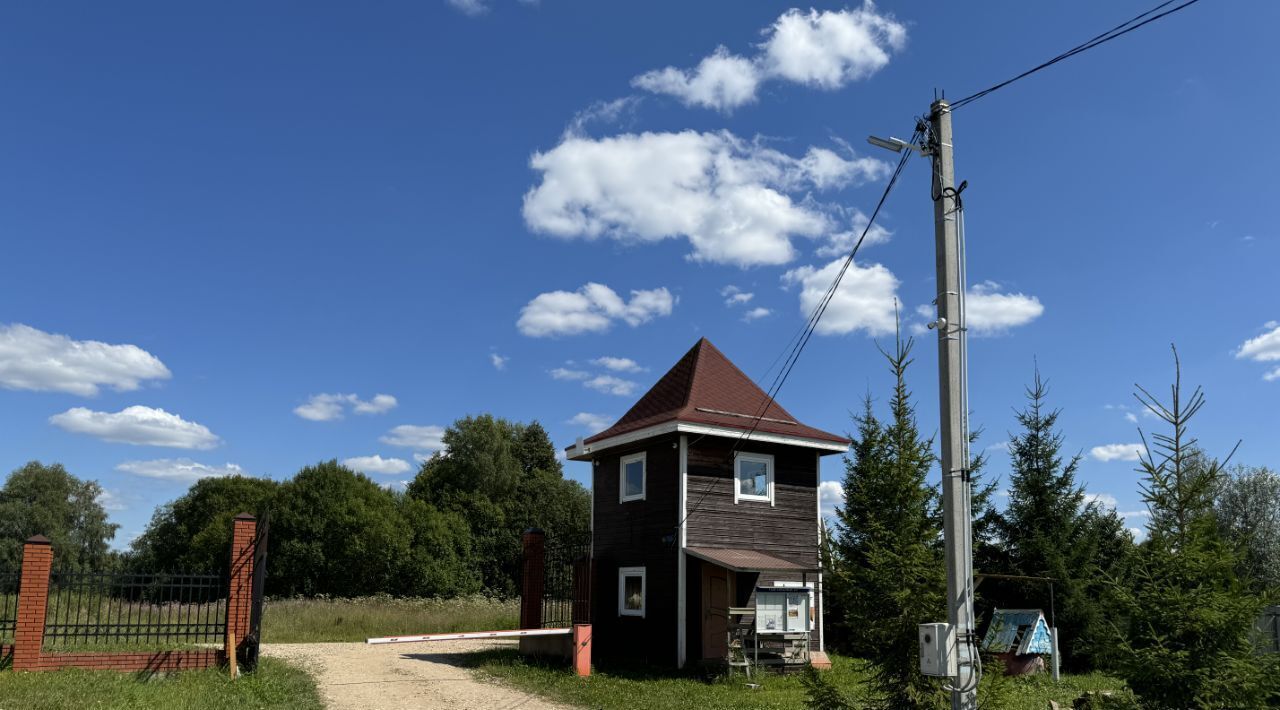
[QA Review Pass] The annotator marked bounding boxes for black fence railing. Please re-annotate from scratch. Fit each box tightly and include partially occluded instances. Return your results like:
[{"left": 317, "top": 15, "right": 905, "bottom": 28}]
[
  {"left": 541, "top": 534, "right": 591, "bottom": 629},
  {"left": 43, "top": 571, "right": 227, "bottom": 649},
  {"left": 0, "top": 571, "right": 18, "bottom": 644}
]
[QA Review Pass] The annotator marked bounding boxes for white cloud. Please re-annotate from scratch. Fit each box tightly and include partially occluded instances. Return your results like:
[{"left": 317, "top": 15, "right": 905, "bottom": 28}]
[
  {"left": 523, "top": 130, "right": 888, "bottom": 267},
  {"left": 565, "top": 97, "right": 643, "bottom": 138},
  {"left": 1090, "top": 443, "right": 1144, "bottom": 462},
  {"left": 633, "top": 46, "right": 761, "bottom": 112},
  {"left": 50, "top": 406, "right": 220, "bottom": 449},
  {"left": 584, "top": 375, "right": 637, "bottom": 396},
  {"left": 742, "top": 307, "right": 772, "bottom": 322},
  {"left": 633, "top": 4, "right": 905, "bottom": 112},
  {"left": 380, "top": 425, "right": 447, "bottom": 452},
  {"left": 963, "top": 281, "right": 1044, "bottom": 335},
  {"left": 341, "top": 455, "right": 412, "bottom": 475},
  {"left": 763, "top": 5, "right": 906, "bottom": 88},
  {"left": 491, "top": 353, "right": 509, "bottom": 370},
  {"left": 294, "top": 393, "right": 398, "bottom": 421},
  {"left": 819, "top": 480, "right": 844, "bottom": 516},
  {"left": 815, "top": 209, "right": 894, "bottom": 257},
  {"left": 446, "top": 0, "right": 488, "bottom": 16},
  {"left": 569, "top": 412, "right": 613, "bottom": 431},
  {"left": 781, "top": 258, "right": 899, "bottom": 336},
  {"left": 517, "top": 282, "right": 674, "bottom": 337},
  {"left": 97, "top": 489, "right": 127, "bottom": 512},
  {"left": 726, "top": 292, "right": 754, "bottom": 306},
  {"left": 1083, "top": 492, "right": 1119, "bottom": 509},
  {"left": 0, "top": 323, "right": 171, "bottom": 396},
  {"left": 591, "top": 356, "right": 644, "bottom": 373},
  {"left": 550, "top": 367, "right": 590, "bottom": 381},
  {"left": 1236, "top": 321, "right": 1280, "bottom": 381},
  {"left": 115, "top": 458, "right": 244, "bottom": 482},
  {"left": 1128, "top": 527, "right": 1147, "bottom": 542}
]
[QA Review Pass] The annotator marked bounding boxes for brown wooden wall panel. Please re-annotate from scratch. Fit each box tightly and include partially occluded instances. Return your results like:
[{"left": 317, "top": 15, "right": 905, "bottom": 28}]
[
  {"left": 684, "top": 437, "right": 821, "bottom": 568},
  {"left": 590, "top": 433, "right": 680, "bottom": 666}
]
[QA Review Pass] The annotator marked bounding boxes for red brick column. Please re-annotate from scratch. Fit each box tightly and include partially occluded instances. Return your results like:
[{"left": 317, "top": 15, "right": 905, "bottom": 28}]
[
  {"left": 226, "top": 514, "right": 257, "bottom": 660},
  {"left": 519, "top": 528, "right": 545, "bottom": 629},
  {"left": 14, "top": 535, "right": 52, "bottom": 671}
]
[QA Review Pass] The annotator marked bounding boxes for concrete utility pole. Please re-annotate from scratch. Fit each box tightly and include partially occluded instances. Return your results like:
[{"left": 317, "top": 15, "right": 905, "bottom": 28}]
[{"left": 928, "top": 98, "right": 977, "bottom": 709}]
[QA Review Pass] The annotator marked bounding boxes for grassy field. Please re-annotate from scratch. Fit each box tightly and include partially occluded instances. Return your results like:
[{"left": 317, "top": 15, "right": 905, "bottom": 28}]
[
  {"left": 471, "top": 649, "right": 1125, "bottom": 710},
  {"left": 0, "top": 658, "right": 321, "bottom": 710},
  {"left": 261, "top": 594, "right": 519, "bottom": 643}
]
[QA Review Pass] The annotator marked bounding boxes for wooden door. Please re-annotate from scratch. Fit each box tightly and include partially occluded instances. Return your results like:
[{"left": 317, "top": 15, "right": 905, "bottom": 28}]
[{"left": 701, "top": 563, "right": 731, "bottom": 660}]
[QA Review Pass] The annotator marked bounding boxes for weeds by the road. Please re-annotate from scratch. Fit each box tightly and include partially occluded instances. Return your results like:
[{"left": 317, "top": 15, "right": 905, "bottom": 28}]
[{"left": 262, "top": 594, "right": 519, "bottom": 643}]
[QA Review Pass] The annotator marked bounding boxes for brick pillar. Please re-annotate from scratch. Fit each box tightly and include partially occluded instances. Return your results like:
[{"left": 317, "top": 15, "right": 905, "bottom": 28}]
[
  {"left": 519, "top": 528, "right": 545, "bottom": 629},
  {"left": 14, "top": 535, "right": 52, "bottom": 671},
  {"left": 226, "top": 513, "right": 257, "bottom": 660}
]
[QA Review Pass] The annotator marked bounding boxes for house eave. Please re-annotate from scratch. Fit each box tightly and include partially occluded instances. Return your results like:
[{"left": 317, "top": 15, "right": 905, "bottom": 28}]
[{"left": 565, "top": 421, "right": 848, "bottom": 461}]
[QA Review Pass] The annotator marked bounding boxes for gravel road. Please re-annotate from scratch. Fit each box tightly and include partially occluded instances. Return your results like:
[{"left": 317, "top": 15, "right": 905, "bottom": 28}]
[{"left": 263, "top": 640, "right": 572, "bottom": 710}]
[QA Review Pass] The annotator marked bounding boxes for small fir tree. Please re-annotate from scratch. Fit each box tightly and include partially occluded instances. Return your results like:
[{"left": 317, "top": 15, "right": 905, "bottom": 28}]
[
  {"left": 995, "top": 366, "right": 1129, "bottom": 670},
  {"left": 829, "top": 331, "right": 948, "bottom": 709},
  {"left": 1103, "top": 347, "right": 1279, "bottom": 708}
]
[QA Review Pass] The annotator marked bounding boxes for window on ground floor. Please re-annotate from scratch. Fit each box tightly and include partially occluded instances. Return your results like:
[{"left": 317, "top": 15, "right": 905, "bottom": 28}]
[{"left": 618, "top": 566, "right": 645, "bottom": 617}]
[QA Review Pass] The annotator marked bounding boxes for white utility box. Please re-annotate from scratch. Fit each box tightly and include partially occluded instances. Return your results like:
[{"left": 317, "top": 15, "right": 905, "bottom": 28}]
[{"left": 919, "top": 622, "right": 957, "bottom": 677}]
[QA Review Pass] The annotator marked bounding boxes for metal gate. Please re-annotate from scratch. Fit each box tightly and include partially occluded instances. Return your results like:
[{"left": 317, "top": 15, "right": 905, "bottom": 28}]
[
  {"left": 540, "top": 533, "right": 591, "bottom": 629},
  {"left": 239, "top": 512, "right": 270, "bottom": 671}
]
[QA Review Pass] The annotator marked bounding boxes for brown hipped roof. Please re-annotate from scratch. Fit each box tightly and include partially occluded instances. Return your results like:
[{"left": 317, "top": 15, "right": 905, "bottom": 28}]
[{"left": 579, "top": 338, "right": 849, "bottom": 448}]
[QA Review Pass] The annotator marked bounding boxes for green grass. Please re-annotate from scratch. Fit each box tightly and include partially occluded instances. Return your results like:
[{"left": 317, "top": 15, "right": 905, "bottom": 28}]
[
  {"left": 0, "top": 658, "right": 321, "bottom": 710},
  {"left": 261, "top": 594, "right": 519, "bottom": 643},
  {"left": 471, "top": 649, "right": 1126, "bottom": 710}
]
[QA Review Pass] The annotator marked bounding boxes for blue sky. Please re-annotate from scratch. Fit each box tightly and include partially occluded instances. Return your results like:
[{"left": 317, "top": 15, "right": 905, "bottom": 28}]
[{"left": 1, "top": 1, "right": 1276, "bottom": 548}]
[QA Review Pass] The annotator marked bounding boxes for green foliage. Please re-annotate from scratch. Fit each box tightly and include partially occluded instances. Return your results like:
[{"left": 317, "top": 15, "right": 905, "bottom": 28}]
[
  {"left": 1101, "top": 348, "right": 1280, "bottom": 708},
  {"left": 801, "top": 666, "right": 856, "bottom": 709},
  {"left": 1214, "top": 463, "right": 1280, "bottom": 593},
  {"left": 0, "top": 461, "right": 118, "bottom": 572},
  {"left": 992, "top": 368, "right": 1132, "bottom": 671},
  {"left": 270, "top": 460, "right": 410, "bottom": 597},
  {"left": 395, "top": 498, "right": 483, "bottom": 597},
  {"left": 827, "top": 333, "right": 948, "bottom": 709},
  {"left": 407, "top": 415, "right": 589, "bottom": 595},
  {"left": 130, "top": 475, "right": 280, "bottom": 573}
]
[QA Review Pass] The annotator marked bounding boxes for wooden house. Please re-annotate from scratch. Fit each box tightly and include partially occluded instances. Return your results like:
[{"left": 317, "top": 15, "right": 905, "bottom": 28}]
[{"left": 565, "top": 338, "right": 850, "bottom": 668}]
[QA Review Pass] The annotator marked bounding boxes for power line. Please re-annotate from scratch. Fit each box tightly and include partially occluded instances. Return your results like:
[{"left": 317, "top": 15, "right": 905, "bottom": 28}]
[
  {"left": 949, "top": 0, "right": 1202, "bottom": 110},
  {"left": 677, "top": 126, "right": 923, "bottom": 534}
]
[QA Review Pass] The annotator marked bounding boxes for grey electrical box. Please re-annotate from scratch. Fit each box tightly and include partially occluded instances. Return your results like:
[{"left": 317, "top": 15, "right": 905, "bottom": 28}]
[{"left": 919, "top": 622, "right": 957, "bottom": 677}]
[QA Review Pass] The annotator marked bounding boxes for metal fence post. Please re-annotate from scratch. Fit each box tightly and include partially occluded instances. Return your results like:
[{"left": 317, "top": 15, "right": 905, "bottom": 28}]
[
  {"left": 14, "top": 535, "right": 52, "bottom": 671},
  {"left": 520, "top": 529, "right": 545, "bottom": 629}
]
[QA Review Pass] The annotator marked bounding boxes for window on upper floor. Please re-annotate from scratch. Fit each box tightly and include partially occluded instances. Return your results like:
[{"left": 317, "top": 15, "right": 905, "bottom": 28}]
[
  {"left": 620, "top": 451, "right": 646, "bottom": 502},
  {"left": 618, "top": 566, "right": 645, "bottom": 617},
  {"left": 734, "top": 452, "right": 774, "bottom": 504}
]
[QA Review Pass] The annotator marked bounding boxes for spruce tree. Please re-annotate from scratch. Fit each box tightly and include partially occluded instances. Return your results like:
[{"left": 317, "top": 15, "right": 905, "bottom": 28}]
[
  {"left": 829, "top": 332, "right": 947, "bottom": 709},
  {"left": 996, "top": 367, "right": 1129, "bottom": 671},
  {"left": 1104, "top": 348, "right": 1279, "bottom": 708}
]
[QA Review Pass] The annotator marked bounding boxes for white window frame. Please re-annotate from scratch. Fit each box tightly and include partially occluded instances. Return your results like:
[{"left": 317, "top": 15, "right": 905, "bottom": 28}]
[
  {"left": 734, "top": 452, "right": 775, "bottom": 505},
  {"left": 620, "top": 452, "right": 646, "bottom": 503},
  {"left": 618, "top": 566, "right": 646, "bottom": 617}
]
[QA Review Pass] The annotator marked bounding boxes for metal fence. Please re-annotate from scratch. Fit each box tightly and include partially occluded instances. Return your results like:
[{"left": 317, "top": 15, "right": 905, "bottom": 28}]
[
  {"left": 540, "top": 534, "right": 591, "bottom": 629},
  {"left": 43, "top": 571, "right": 227, "bottom": 649},
  {"left": 0, "top": 571, "right": 18, "bottom": 644}
]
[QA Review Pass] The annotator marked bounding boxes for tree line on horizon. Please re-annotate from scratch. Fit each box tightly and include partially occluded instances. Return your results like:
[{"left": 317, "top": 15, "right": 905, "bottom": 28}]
[
  {"left": 0, "top": 415, "right": 590, "bottom": 599},
  {"left": 814, "top": 337, "right": 1280, "bottom": 709}
]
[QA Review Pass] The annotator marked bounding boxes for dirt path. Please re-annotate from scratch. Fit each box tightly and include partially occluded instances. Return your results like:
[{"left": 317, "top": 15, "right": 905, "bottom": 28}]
[{"left": 263, "top": 640, "right": 573, "bottom": 710}]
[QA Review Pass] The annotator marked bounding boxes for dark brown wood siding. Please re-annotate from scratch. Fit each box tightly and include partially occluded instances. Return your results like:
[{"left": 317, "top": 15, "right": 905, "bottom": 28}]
[
  {"left": 684, "top": 437, "right": 821, "bottom": 567},
  {"left": 590, "top": 433, "right": 680, "bottom": 665}
]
